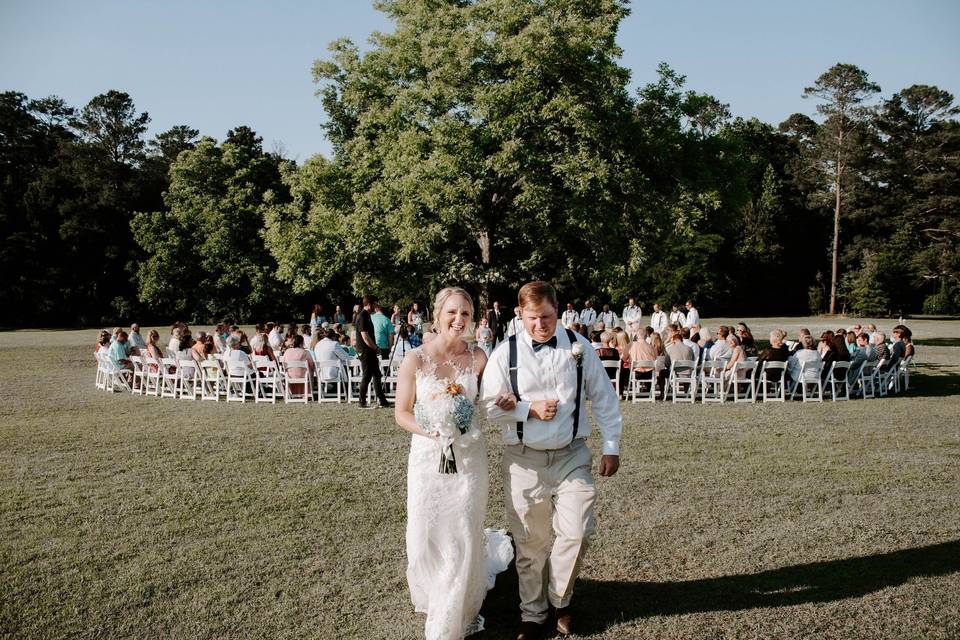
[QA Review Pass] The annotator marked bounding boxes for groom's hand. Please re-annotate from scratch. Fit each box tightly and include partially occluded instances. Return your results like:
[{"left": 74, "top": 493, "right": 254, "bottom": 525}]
[
  {"left": 598, "top": 455, "right": 620, "bottom": 477},
  {"left": 529, "top": 399, "right": 558, "bottom": 421}
]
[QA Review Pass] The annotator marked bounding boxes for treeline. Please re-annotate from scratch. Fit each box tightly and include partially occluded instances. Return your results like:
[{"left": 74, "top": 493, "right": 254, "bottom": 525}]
[{"left": 2, "top": 1, "right": 957, "bottom": 327}]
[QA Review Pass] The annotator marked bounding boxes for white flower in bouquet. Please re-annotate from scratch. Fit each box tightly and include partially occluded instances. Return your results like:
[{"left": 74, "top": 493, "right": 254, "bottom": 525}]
[{"left": 414, "top": 382, "right": 476, "bottom": 473}]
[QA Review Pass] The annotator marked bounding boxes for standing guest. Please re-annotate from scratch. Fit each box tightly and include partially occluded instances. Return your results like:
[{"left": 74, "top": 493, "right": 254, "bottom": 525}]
[
  {"left": 475, "top": 316, "right": 494, "bottom": 357},
  {"left": 108, "top": 330, "right": 133, "bottom": 371},
  {"left": 355, "top": 295, "right": 391, "bottom": 409},
  {"left": 479, "top": 281, "right": 621, "bottom": 639},
  {"left": 333, "top": 305, "right": 347, "bottom": 325},
  {"left": 622, "top": 298, "right": 642, "bottom": 337},
  {"left": 683, "top": 299, "right": 700, "bottom": 329},
  {"left": 281, "top": 334, "right": 315, "bottom": 394},
  {"left": 489, "top": 300, "right": 506, "bottom": 344},
  {"left": 579, "top": 299, "right": 597, "bottom": 328},
  {"left": 669, "top": 304, "right": 686, "bottom": 328},
  {"left": 128, "top": 324, "right": 146, "bottom": 351},
  {"left": 407, "top": 302, "right": 425, "bottom": 333},
  {"left": 390, "top": 304, "right": 404, "bottom": 330},
  {"left": 310, "top": 304, "right": 327, "bottom": 329},
  {"left": 561, "top": 303, "right": 579, "bottom": 329},
  {"left": 599, "top": 304, "right": 618, "bottom": 330},
  {"left": 351, "top": 304, "right": 361, "bottom": 327},
  {"left": 372, "top": 303, "right": 395, "bottom": 359},
  {"left": 649, "top": 303, "right": 668, "bottom": 336}
]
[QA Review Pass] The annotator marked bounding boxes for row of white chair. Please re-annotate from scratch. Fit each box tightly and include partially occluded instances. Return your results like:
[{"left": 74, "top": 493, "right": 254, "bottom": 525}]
[
  {"left": 94, "top": 351, "right": 405, "bottom": 404},
  {"left": 599, "top": 356, "right": 913, "bottom": 404}
]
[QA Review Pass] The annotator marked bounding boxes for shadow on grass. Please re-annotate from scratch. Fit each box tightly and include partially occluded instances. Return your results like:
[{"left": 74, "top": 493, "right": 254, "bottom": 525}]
[
  {"left": 908, "top": 364, "right": 960, "bottom": 397},
  {"left": 482, "top": 540, "right": 960, "bottom": 636},
  {"left": 914, "top": 337, "right": 960, "bottom": 347}
]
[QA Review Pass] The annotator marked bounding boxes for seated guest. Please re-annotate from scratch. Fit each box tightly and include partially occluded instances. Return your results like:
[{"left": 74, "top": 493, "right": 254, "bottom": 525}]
[
  {"left": 902, "top": 330, "right": 915, "bottom": 359},
  {"left": 629, "top": 329, "right": 658, "bottom": 387},
  {"left": 590, "top": 330, "right": 604, "bottom": 350},
  {"left": 872, "top": 332, "right": 891, "bottom": 362},
  {"left": 168, "top": 327, "right": 182, "bottom": 356},
  {"left": 391, "top": 324, "right": 415, "bottom": 363},
  {"left": 723, "top": 334, "right": 747, "bottom": 381},
  {"left": 268, "top": 323, "right": 284, "bottom": 350},
  {"left": 340, "top": 334, "right": 357, "bottom": 357},
  {"left": 827, "top": 333, "right": 850, "bottom": 380},
  {"left": 596, "top": 332, "right": 620, "bottom": 362},
  {"left": 613, "top": 330, "right": 632, "bottom": 394},
  {"left": 406, "top": 324, "right": 422, "bottom": 348},
  {"left": 108, "top": 330, "right": 133, "bottom": 370},
  {"left": 144, "top": 330, "right": 164, "bottom": 370},
  {"left": 128, "top": 324, "right": 146, "bottom": 351},
  {"left": 818, "top": 331, "right": 837, "bottom": 382},
  {"left": 95, "top": 330, "right": 111, "bottom": 353},
  {"left": 757, "top": 330, "right": 789, "bottom": 382},
  {"left": 698, "top": 326, "right": 714, "bottom": 360},
  {"left": 224, "top": 335, "right": 254, "bottom": 374},
  {"left": 314, "top": 328, "right": 351, "bottom": 383},
  {"left": 177, "top": 329, "right": 195, "bottom": 360},
  {"left": 688, "top": 324, "right": 701, "bottom": 344},
  {"left": 301, "top": 324, "right": 313, "bottom": 351},
  {"left": 666, "top": 330, "right": 695, "bottom": 365},
  {"left": 282, "top": 334, "right": 316, "bottom": 394},
  {"left": 651, "top": 333, "right": 669, "bottom": 393},
  {"left": 192, "top": 335, "right": 213, "bottom": 363},
  {"left": 736, "top": 323, "right": 758, "bottom": 358},
  {"left": 847, "top": 332, "right": 875, "bottom": 388},
  {"left": 845, "top": 330, "right": 857, "bottom": 355},
  {"left": 817, "top": 330, "right": 835, "bottom": 358},
  {"left": 680, "top": 327, "right": 701, "bottom": 364},
  {"left": 881, "top": 325, "right": 908, "bottom": 373},
  {"left": 786, "top": 328, "right": 810, "bottom": 353},
  {"left": 866, "top": 323, "right": 879, "bottom": 342},
  {"left": 709, "top": 326, "right": 733, "bottom": 361},
  {"left": 212, "top": 323, "right": 228, "bottom": 354},
  {"left": 787, "top": 334, "right": 821, "bottom": 384}
]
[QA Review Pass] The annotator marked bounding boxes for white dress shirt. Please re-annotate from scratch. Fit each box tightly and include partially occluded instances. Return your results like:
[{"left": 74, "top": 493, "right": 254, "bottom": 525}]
[
  {"left": 561, "top": 310, "right": 579, "bottom": 327},
  {"left": 709, "top": 340, "right": 732, "bottom": 361},
  {"left": 128, "top": 331, "right": 146, "bottom": 350},
  {"left": 314, "top": 337, "right": 350, "bottom": 380},
  {"left": 684, "top": 307, "right": 700, "bottom": 329},
  {"left": 669, "top": 310, "right": 686, "bottom": 326},
  {"left": 682, "top": 338, "right": 700, "bottom": 363},
  {"left": 599, "top": 310, "right": 618, "bottom": 328},
  {"left": 622, "top": 305, "right": 642, "bottom": 327},
  {"left": 650, "top": 311, "right": 668, "bottom": 334},
  {"left": 480, "top": 326, "right": 622, "bottom": 455},
  {"left": 579, "top": 307, "right": 597, "bottom": 327},
  {"left": 268, "top": 329, "right": 283, "bottom": 350}
]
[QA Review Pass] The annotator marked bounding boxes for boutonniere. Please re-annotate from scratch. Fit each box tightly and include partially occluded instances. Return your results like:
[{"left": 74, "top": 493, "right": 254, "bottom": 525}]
[{"left": 571, "top": 342, "right": 584, "bottom": 367}]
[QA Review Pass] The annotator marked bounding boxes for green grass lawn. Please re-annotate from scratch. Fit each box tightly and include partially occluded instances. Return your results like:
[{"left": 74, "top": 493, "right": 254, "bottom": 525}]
[{"left": 1, "top": 318, "right": 959, "bottom": 639}]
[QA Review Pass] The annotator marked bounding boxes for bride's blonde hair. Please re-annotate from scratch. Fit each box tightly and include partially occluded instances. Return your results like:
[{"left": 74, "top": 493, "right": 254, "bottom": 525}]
[{"left": 433, "top": 287, "right": 474, "bottom": 320}]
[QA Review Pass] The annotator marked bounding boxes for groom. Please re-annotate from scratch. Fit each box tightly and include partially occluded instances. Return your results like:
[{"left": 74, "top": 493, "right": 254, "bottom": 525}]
[{"left": 481, "top": 281, "right": 622, "bottom": 639}]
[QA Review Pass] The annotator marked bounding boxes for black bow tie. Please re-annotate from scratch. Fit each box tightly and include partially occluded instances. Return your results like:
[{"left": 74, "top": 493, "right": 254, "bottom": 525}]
[{"left": 532, "top": 337, "right": 557, "bottom": 352}]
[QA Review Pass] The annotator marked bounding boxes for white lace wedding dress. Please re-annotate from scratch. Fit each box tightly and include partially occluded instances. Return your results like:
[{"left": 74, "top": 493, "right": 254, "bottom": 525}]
[{"left": 406, "top": 347, "right": 513, "bottom": 640}]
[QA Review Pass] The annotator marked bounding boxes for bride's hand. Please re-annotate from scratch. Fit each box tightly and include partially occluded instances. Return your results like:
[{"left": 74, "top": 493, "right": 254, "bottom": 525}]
[{"left": 494, "top": 392, "right": 517, "bottom": 411}]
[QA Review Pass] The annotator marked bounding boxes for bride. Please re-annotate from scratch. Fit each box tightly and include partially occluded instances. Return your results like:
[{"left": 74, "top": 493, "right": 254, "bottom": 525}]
[{"left": 394, "top": 287, "right": 515, "bottom": 640}]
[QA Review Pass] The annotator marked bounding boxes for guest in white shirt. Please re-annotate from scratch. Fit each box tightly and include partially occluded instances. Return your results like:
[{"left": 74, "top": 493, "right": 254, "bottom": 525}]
[
  {"left": 268, "top": 323, "right": 284, "bottom": 350},
  {"left": 680, "top": 327, "right": 700, "bottom": 363},
  {"left": 506, "top": 306, "right": 524, "bottom": 337},
  {"left": 649, "top": 303, "right": 667, "bottom": 335},
  {"left": 599, "top": 304, "right": 618, "bottom": 330},
  {"left": 669, "top": 304, "right": 685, "bottom": 327},
  {"left": 128, "top": 324, "right": 146, "bottom": 351},
  {"left": 480, "top": 280, "right": 621, "bottom": 633},
  {"left": 787, "top": 334, "right": 822, "bottom": 385},
  {"left": 622, "top": 298, "right": 642, "bottom": 337},
  {"left": 579, "top": 300, "right": 597, "bottom": 328},
  {"left": 314, "top": 328, "right": 351, "bottom": 383},
  {"left": 684, "top": 300, "right": 700, "bottom": 329},
  {"left": 224, "top": 335, "right": 253, "bottom": 374},
  {"left": 561, "top": 303, "right": 579, "bottom": 328},
  {"left": 708, "top": 326, "right": 733, "bottom": 361}
]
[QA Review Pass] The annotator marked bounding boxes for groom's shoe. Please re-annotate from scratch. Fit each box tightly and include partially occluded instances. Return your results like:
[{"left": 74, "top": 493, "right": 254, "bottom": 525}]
[
  {"left": 554, "top": 606, "right": 574, "bottom": 636},
  {"left": 515, "top": 620, "right": 546, "bottom": 640}
]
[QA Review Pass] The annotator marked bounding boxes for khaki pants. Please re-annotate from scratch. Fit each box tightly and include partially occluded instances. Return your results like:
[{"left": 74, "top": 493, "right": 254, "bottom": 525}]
[{"left": 502, "top": 439, "right": 596, "bottom": 623}]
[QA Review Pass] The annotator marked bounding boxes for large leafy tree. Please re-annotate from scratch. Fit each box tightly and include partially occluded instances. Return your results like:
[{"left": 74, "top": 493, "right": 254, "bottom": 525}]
[
  {"left": 132, "top": 127, "right": 293, "bottom": 322},
  {"left": 266, "top": 0, "right": 643, "bottom": 306},
  {"left": 800, "top": 63, "right": 880, "bottom": 314}
]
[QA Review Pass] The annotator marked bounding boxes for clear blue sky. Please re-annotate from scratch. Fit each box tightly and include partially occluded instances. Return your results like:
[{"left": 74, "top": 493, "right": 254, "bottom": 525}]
[{"left": 2, "top": 1, "right": 957, "bottom": 162}]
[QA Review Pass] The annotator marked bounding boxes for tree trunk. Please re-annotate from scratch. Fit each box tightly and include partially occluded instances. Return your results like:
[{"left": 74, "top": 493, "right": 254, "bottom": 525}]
[
  {"left": 829, "top": 130, "right": 844, "bottom": 316},
  {"left": 477, "top": 228, "right": 491, "bottom": 310}
]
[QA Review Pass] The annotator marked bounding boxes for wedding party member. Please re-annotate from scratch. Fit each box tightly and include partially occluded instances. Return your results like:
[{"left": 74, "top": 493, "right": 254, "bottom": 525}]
[
  {"left": 561, "top": 303, "right": 579, "bottom": 329},
  {"left": 355, "top": 295, "right": 391, "bottom": 409},
  {"left": 408, "top": 302, "right": 425, "bottom": 333},
  {"left": 475, "top": 317, "right": 494, "bottom": 357},
  {"left": 684, "top": 299, "right": 700, "bottom": 329},
  {"left": 310, "top": 303, "right": 327, "bottom": 329},
  {"left": 481, "top": 281, "right": 622, "bottom": 639},
  {"left": 488, "top": 301, "right": 506, "bottom": 344},
  {"left": 669, "top": 304, "right": 686, "bottom": 327},
  {"left": 649, "top": 303, "right": 668, "bottom": 336},
  {"left": 578, "top": 299, "right": 597, "bottom": 328},
  {"left": 598, "top": 304, "right": 618, "bottom": 330},
  {"left": 394, "top": 287, "right": 514, "bottom": 640},
  {"left": 622, "top": 298, "right": 642, "bottom": 336}
]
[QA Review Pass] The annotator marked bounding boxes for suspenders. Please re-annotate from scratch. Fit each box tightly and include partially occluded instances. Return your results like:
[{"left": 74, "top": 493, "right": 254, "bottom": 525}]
[{"left": 508, "top": 329, "right": 583, "bottom": 444}]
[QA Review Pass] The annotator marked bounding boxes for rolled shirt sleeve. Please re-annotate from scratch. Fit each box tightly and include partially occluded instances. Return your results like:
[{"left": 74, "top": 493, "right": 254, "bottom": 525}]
[{"left": 579, "top": 335, "right": 622, "bottom": 456}]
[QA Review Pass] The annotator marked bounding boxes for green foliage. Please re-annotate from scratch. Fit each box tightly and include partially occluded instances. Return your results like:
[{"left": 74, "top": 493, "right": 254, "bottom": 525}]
[{"left": 132, "top": 130, "right": 294, "bottom": 322}]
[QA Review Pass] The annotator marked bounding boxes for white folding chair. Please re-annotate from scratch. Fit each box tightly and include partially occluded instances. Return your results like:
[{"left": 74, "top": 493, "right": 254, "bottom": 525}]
[
  {"left": 827, "top": 361, "right": 851, "bottom": 401},
  {"left": 143, "top": 355, "right": 162, "bottom": 396},
  {"left": 200, "top": 360, "right": 225, "bottom": 401},
  {"left": 858, "top": 362, "right": 877, "bottom": 399},
  {"left": 629, "top": 361, "right": 657, "bottom": 403},
  {"left": 700, "top": 360, "right": 727, "bottom": 403},
  {"left": 226, "top": 362, "right": 254, "bottom": 403},
  {"left": 729, "top": 361, "right": 758, "bottom": 403},
  {"left": 602, "top": 360, "right": 621, "bottom": 398},
  {"left": 176, "top": 358, "right": 200, "bottom": 400},
  {"left": 871, "top": 358, "right": 892, "bottom": 397},
  {"left": 380, "top": 357, "right": 398, "bottom": 400},
  {"left": 159, "top": 358, "right": 179, "bottom": 398},
  {"left": 94, "top": 352, "right": 107, "bottom": 390},
  {"left": 254, "top": 358, "right": 280, "bottom": 404},
  {"left": 897, "top": 355, "right": 913, "bottom": 391},
  {"left": 100, "top": 353, "right": 132, "bottom": 393},
  {"left": 129, "top": 355, "right": 146, "bottom": 395},
  {"left": 282, "top": 360, "right": 311, "bottom": 403},
  {"left": 346, "top": 358, "right": 366, "bottom": 403},
  {"left": 315, "top": 359, "right": 346, "bottom": 403},
  {"left": 789, "top": 360, "right": 823, "bottom": 402},
  {"left": 758, "top": 361, "right": 787, "bottom": 402},
  {"left": 668, "top": 359, "right": 697, "bottom": 403}
]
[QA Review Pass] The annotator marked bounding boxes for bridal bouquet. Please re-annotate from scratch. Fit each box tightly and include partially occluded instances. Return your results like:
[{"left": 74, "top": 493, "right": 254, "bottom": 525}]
[{"left": 414, "top": 383, "right": 477, "bottom": 473}]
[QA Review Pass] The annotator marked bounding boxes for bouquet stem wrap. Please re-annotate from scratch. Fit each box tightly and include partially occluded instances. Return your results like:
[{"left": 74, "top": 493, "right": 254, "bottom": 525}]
[{"left": 415, "top": 383, "right": 476, "bottom": 474}]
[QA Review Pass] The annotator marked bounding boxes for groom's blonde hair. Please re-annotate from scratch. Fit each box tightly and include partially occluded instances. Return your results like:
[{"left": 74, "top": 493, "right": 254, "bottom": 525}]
[
  {"left": 433, "top": 287, "right": 474, "bottom": 319},
  {"left": 518, "top": 281, "right": 558, "bottom": 310}
]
